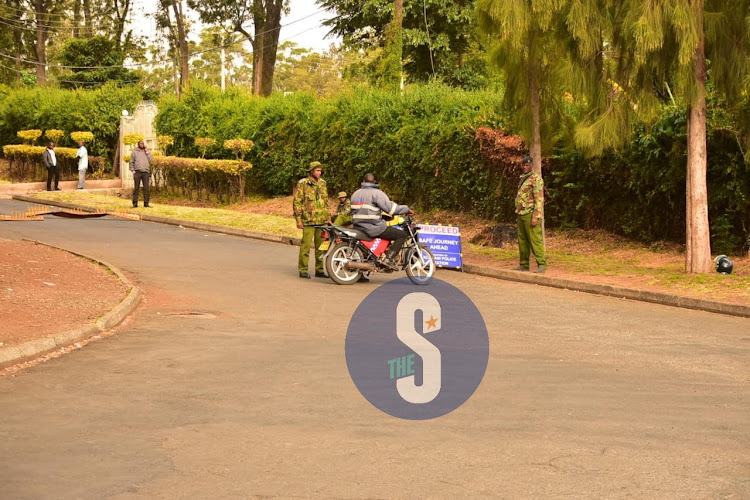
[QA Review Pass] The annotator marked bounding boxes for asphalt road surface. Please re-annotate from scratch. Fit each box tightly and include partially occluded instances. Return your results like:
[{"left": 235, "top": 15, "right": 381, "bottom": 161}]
[{"left": 1, "top": 199, "right": 749, "bottom": 499}]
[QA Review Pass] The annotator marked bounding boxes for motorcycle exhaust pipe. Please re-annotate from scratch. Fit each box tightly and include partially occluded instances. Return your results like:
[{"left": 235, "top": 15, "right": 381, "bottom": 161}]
[{"left": 346, "top": 261, "right": 377, "bottom": 272}]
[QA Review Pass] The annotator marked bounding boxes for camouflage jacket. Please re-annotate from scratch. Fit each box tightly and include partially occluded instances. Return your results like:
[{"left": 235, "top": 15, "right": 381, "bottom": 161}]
[
  {"left": 293, "top": 175, "right": 329, "bottom": 225},
  {"left": 334, "top": 199, "right": 351, "bottom": 217},
  {"left": 515, "top": 172, "right": 544, "bottom": 218}
]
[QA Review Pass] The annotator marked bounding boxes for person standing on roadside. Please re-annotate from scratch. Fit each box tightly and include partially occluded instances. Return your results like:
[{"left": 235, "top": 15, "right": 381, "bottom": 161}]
[
  {"left": 129, "top": 140, "right": 153, "bottom": 208},
  {"left": 76, "top": 140, "right": 88, "bottom": 189},
  {"left": 514, "top": 155, "right": 547, "bottom": 273},
  {"left": 43, "top": 142, "right": 60, "bottom": 191},
  {"left": 293, "top": 161, "right": 331, "bottom": 279}
]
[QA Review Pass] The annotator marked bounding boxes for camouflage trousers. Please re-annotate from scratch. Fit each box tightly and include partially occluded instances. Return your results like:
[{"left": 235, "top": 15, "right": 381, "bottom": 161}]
[
  {"left": 299, "top": 226, "right": 325, "bottom": 275},
  {"left": 517, "top": 213, "right": 547, "bottom": 269},
  {"left": 333, "top": 214, "right": 352, "bottom": 226}
]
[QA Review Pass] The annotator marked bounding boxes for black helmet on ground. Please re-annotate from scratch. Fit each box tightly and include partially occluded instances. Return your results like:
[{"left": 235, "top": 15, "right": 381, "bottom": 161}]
[{"left": 714, "top": 255, "right": 733, "bottom": 275}]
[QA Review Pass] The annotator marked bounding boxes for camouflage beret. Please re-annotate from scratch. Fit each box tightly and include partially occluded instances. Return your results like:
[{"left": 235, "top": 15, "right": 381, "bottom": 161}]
[{"left": 337, "top": 191, "right": 347, "bottom": 198}]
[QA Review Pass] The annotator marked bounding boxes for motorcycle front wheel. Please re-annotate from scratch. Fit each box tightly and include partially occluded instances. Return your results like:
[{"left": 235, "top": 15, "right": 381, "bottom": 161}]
[
  {"left": 325, "top": 241, "right": 364, "bottom": 285},
  {"left": 405, "top": 243, "right": 436, "bottom": 285}
]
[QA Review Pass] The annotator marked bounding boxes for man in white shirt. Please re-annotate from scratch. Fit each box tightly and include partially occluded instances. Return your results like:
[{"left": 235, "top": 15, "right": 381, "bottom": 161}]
[
  {"left": 42, "top": 142, "right": 59, "bottom": 191},
  {"left": 76, "top": 141, "right": 88, "bottom": 189}
]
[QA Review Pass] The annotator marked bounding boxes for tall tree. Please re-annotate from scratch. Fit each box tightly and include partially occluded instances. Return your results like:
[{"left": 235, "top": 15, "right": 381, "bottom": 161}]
[
  {"left": 320, "top": 0, "right": 480, "bottom": 85},
  {"left": 574, "top": 0, "right": 750, "bottom": 273},
  {"left": 56, "top": 35, "right": 139, "bottom": 88},
  {"left": 157, "top": 0, "right": 190, "bottom": 97},
  {"left": 189, "top": 0, "right": 288, "bottom": 96},
  {"left": 476, "top": 0, "right": 578, "bottom": 175}
]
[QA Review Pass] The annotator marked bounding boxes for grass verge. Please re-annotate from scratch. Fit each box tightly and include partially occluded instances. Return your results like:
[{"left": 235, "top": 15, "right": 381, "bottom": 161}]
[{"left": 30, "top": 190, "right": 750, "bottom": 305}]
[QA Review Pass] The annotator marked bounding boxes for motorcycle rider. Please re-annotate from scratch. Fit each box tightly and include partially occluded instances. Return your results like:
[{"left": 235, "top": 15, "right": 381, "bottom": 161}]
[{"left": 351, "top": 173, "right": 412, "bottom": 268}]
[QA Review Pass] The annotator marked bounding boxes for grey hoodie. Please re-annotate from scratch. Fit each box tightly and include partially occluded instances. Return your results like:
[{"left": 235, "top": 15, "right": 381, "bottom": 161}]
[{"left": 350, "top": 182, "right": 410, "bottom": 237}]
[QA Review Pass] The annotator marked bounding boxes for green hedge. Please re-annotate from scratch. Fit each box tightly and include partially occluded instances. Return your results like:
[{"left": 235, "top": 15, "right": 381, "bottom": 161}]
[
  {"left": 156, "top": 83, "right": 749, "bottom": 253},
  {"left": 0, "top": 83, "right": 143, "bottom": 165},
  {"left": 156, "top": 83, "right": 510, "bottom": 215},
  {"left": 3, "top": 144, "right": 107, "bottom": 182}
]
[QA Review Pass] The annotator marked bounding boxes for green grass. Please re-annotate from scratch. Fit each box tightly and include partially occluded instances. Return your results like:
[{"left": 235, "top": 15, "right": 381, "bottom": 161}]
[
  {"left": 34, "top": 191, "right": 298, "bottom": 237},
  {"left": 31, "top": 191, "right": 750, "bottom": 303}
]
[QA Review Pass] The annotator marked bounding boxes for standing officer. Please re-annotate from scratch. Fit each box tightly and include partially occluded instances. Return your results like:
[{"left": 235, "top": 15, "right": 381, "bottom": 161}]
[
  {"left": 42, "top": 142, "right": 60, "bottom": 191},
  {"left": 293, "top": 161, "right": 330, "bottom": 278},
  {"left": 332, "top": 191, "right": 351, "bottom": 226},
  {"left": 514, "top": 155, "right": 547, "bottom": 273}
]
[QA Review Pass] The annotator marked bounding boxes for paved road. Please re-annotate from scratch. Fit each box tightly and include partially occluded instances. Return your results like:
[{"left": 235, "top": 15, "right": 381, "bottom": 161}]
[{"left": 1, "top": 199, "right": 749, "bottom": 499}]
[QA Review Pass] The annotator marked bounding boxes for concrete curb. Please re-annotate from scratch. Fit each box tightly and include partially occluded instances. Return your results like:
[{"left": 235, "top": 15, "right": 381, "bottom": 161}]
[
  {"left": 462, "top": 264, "right": 750, "bottom": 319},
  {"left": 12, "top": 194, "right": 750, "bottom": 319},
  {"left": 0, "top": 240, "right": 141, "bottom": 369}
]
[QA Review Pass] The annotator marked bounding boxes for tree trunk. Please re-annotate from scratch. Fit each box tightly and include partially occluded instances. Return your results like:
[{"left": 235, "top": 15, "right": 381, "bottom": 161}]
[
  {"left": 259, "top": 0, "right": 283, "bottom": 97},
  {"left": 528, "top": 61, "right": 542, "bottom": 176},
  {"left": 34, "top": 0, "right": 47, "bottom": 85},
  {"left": 12, "top": 0, "right": 23, "bottom": 83},
  {"left": 250, "top": 0, "right": 283, "bottom": 97},
  {"left": 685, "top": 1, "right": 712, "bottom": 274},
  {"left": 172, "top": 0, "right": 189, "bottom": 94},
  {"left": 73, "top": 0, "right": 81, "bottom": 38},
  {"left": 83, "top": 0, "right": 92, "bottom": 37},
  {"left": 113, "top": 0, "right": 131, "bottom": 50}
]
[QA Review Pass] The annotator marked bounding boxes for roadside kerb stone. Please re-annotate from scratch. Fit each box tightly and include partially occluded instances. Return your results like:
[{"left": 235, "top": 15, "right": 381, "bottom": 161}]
[
  {"left": 12, "top": 194, "right": 749, "bottom": 319},
  {"left": 0, "top": 239, "right": 141, "bottom": 369}
]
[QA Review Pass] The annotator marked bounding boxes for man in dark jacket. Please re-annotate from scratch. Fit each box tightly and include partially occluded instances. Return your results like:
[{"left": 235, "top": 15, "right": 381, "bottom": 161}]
[
  {"left": 351, "top": 173, "right": 412, "bottom": 267},
  {"left": 129, "top": 140, "right": 154, "bottom": 207},
  {"left": 42, "top": 142, "right": 60, "bottom": 191}
]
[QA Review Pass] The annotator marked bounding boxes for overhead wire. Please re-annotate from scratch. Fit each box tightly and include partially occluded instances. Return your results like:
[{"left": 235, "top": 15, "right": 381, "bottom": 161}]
[
  {"left": 0, "top": 7, "right": 329, "bottom": 70},
  {"left": 0, "top": 18, "right": 333, "bottom": 85}
]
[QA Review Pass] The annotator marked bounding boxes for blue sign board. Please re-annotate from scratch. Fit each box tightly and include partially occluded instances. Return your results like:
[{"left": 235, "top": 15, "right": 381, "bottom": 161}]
[{"left": 417, "top": 224, "right": 463, "bottom": 269}]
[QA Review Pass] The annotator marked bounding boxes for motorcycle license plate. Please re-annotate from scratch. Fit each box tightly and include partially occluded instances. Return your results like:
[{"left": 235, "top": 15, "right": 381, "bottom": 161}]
[{"left": 318, "top": 240, "right": 330, "bottom": 251}]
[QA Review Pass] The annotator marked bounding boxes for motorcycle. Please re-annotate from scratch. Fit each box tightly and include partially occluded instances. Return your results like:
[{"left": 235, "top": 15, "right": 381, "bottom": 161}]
[{"left": 317, "top": 215, "right": 436, "bottom": 285}]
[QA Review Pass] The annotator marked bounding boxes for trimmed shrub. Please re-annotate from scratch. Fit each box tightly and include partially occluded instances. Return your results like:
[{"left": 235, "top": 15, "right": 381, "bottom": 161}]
[
  {"left": 2, "top": 144, "right": 106, "bottom": 181},
  {"left": 71, "top": 131, "right": 94, "bottom": 143},
  {"left": 45, "top": 129, "right": 65, "bottom": 143},
  {"left": 123, "top": 133, "right": 144, "bottom": 146},
  {"left": 17, "top": 129, "right": 42, "bottom": 144},
  {"left": 150, "top": 156, "right": 251, "bottom": 202}
]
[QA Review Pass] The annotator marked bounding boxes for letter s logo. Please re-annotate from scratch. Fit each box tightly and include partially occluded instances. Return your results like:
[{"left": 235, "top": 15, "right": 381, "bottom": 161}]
[{"left": 395, "top": 292, "right": 441, "bottom": 404}]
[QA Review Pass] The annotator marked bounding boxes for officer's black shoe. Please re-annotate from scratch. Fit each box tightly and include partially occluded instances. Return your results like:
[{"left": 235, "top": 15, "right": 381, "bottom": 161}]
[
  {"left": 132, "top": 203, "right": 138, "bottom": 208},
  {"left": 358, "top": 275, "right": 370, "bottom": 283},
  {"left": 512, "top": 266, "right": 529, "bottom": 271},
  {"left": 299, "top": 272, "right": 311, "bottom": 279},
  {"left": 143, "top": 204, "right": 151, "bottom": 208},
  {"left": 315, "top": 272, "right": 328, "bottom": 278}
]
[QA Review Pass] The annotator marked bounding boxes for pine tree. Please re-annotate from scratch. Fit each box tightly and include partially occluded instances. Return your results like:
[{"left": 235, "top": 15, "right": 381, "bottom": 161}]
[
  {"left": 476, "top": 0, "right": 576, "bottom": 175},
  {"left": 574, "top": 0, "right": 750, "bottom": 273}
]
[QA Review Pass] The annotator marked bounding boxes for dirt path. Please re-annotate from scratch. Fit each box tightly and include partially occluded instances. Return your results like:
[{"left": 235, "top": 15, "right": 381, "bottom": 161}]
[{"left": 0, "top": 240, "right": 128, "bottom": 347}]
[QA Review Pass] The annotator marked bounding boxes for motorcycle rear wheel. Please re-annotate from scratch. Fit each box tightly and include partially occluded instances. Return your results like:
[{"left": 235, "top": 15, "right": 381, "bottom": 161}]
[
  {"left": 325, "top": 241, "right": 364, "bottom": 285},
  {"left": 405, "top": 243, "right": 436, "bottom": 285}
]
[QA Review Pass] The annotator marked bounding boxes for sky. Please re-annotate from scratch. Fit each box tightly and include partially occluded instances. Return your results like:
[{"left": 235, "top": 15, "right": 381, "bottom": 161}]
[{"left": 132, "top": 0, "right": 341, "bottom": 53}]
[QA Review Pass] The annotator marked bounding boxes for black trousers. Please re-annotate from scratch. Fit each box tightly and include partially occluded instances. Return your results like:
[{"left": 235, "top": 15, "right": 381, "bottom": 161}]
[
  {"left": 133, "top": 171, "right": 151, "bottom": 205},
  {"left": 377, "top": 226, "right": 408, "bottom": 257},
  {"left": 46, "top": 166, "right": 59, "bottom": 190}
]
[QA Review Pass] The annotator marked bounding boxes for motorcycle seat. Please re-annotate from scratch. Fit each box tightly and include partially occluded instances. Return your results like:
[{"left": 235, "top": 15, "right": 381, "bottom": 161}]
[{"left": 334, "top": 226, "right": 375, "bottom": 242}]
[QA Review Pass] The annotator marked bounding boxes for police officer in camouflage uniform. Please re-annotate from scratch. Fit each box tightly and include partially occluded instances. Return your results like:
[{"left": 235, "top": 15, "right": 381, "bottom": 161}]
[
  {"left": 332, "top": 191, "right": 352, "bottom": 226},
  {"left": 514, "top": 156, "right": 547, "bottom": 273},
  {"left": 293, "top": 161, "right": 331, "bottom": 278}
]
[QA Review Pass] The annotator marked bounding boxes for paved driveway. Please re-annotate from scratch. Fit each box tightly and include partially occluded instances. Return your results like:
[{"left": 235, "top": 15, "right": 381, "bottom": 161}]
[{"left": 1, "top": 199, "right": 748, "bottom": 498}]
